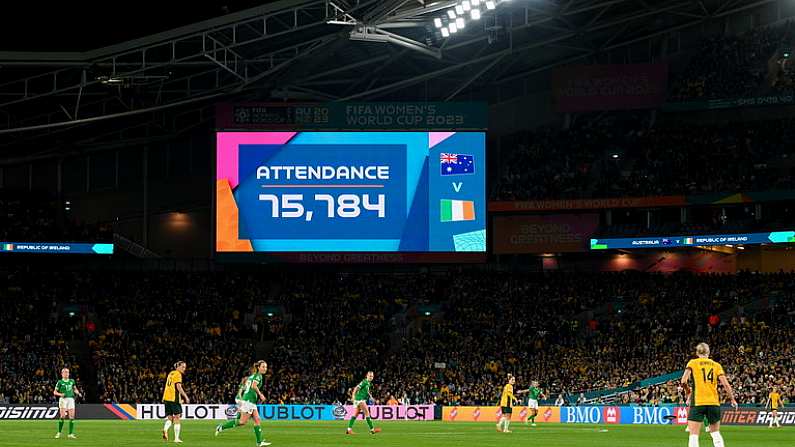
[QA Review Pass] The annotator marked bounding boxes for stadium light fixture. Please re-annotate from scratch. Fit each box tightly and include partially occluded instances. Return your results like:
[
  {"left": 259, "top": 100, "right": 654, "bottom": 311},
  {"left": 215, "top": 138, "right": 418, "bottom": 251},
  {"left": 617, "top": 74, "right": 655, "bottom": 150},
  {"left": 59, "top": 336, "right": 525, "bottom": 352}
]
[
  {"left": 462, "top": 1, "right": 471, "bottom": 11},
  {"left": 441, "top": 27, "right": 450, "bottom": 37},
  {"left": 434, "top": 17, "right": 443, "bottom": 28},
  {"left": 456, "top": 17, "right": 465, "bottom": 29},
  {"left": 471, "top": 0, "right": 480, "bottom": 5},
  {"left": 449, "top": 22, "right": 458, "bottom": 33},
  {"left": 471, "top": 8, "right": 481, "bottom": 19},
  {"left": 447, "top": 9, "right": 456, "bottom": 18},
  {"left": 455, "top": 5, "right": 464, "bottom": 14},
  {"left": 486, "top": 1, "right": 496, "bottom": 9}
]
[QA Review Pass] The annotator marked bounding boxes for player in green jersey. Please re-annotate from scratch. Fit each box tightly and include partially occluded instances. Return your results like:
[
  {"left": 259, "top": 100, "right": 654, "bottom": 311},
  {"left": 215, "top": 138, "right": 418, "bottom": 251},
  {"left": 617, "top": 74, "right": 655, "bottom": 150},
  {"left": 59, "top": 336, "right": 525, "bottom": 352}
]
[
  {"left": 215, "top": 361, "right": 271, "bottom": 447},
  {"left": 346, "top": 371, "right": 381, "bottom": 435},
  {"left": 517, "top": 380, "right": 546, "bottom": 426},
  {"left": 53, "top": 367, "right": 82, "bottom": 439}
]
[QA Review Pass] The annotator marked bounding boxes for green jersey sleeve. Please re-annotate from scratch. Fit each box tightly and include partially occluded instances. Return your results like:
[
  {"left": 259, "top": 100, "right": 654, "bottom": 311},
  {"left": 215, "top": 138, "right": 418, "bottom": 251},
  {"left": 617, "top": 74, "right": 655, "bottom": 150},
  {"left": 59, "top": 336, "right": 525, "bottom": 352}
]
[{"left": 354, "top": 380, "right": 371, "bottom": 401}]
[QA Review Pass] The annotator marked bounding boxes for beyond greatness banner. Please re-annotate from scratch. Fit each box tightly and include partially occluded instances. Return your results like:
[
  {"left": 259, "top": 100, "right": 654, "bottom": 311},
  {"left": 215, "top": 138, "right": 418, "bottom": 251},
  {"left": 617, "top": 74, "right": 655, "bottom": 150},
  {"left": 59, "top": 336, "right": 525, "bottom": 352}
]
[
  {"left": 492, "top": 214, "right": 598, "bottom": 253},
  {"left": 552, "top": 64, "right": 668, "bottom": 112}
]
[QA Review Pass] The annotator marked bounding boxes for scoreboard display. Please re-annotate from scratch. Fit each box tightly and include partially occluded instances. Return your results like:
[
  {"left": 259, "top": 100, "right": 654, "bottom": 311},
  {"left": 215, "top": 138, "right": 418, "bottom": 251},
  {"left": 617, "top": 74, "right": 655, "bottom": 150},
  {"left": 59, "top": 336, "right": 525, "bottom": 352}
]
[{"left": 215, "top": 131, "right": 486, "bottom": 254}]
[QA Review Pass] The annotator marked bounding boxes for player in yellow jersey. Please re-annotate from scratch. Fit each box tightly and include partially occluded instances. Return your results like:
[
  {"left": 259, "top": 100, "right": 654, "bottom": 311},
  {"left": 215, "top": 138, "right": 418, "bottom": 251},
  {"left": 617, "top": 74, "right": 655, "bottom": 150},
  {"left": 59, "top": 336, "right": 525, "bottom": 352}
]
[
  {"left": 162, "top": 361, "right": 191, "bottom": 443},
  {"left": 681, "top": 343, "right": 737, "bottom": 447},
  {"left": 766, "top": 387, "right": 783, "bottom": 428},
  {"left": 496, "top": 374, "right": 517, "bottom": 433}
]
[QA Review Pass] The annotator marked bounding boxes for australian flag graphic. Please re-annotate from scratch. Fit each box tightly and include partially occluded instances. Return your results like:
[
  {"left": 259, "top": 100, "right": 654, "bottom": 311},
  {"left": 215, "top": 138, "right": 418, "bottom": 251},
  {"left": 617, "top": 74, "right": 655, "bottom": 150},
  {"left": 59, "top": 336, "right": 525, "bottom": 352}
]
[{"left": 440, "top": 153, "right": 475, "bottom": 176}]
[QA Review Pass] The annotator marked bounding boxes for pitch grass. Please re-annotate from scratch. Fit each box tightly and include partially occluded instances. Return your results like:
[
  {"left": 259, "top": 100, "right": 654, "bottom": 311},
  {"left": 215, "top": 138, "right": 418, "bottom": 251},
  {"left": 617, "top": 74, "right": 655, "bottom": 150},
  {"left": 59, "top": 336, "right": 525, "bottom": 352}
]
[{"left": 2, "top": 420, "right": 792, "bottom": 447}]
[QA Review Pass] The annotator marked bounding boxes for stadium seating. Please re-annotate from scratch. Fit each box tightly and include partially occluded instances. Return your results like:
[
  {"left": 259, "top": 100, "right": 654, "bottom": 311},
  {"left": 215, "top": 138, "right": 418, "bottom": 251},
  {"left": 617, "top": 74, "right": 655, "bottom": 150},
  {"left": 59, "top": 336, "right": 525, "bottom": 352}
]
[
  {"left": 494, "top": 118, "right": 795, "bottom": 200},
  {"left": 2, "top": 271, "right": 792, "bottom": 406},
  {"left": 669, "top": 21, "right": 794, "bottom": 101}
]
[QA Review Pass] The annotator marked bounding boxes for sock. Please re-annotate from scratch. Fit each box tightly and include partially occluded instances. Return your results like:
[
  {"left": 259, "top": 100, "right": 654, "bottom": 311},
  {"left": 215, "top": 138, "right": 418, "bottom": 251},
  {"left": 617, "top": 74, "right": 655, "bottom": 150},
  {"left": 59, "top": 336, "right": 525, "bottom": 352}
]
[
  {"left": 688, "top": 434, "right": 700, "bottom": 447},
  {"left": 221, "top": 419, "right": 238, "bottom": 430},
  {"left": 710, "top": 430, "right": 724, "bottom": 447},
  {"left": 348, "top": 416, "right": 356, "bottom": 430},
  {"left": 770, "top": 416, "right": 774, "bottom": 427},
  {"left": 505, "top": 419, "right": 511, "bottom": 431},
  {"left": 254, "top": 425, "right": 262, "bottom": 444},
  {"left": 498, "top": 417, "right": 506, "bottom": 431},
  {"left": 174, "top": 424, "right": 181, "bottom": 440},
  {"left": 58, "top": 419, "right": 64, "bottom": 433},
  {"left": 776, "top": 415, "right": 781, "bottom": 427},
  {"left": 366, "top": 417, "right": 374, "bottom": 431},
  {"left": 529, "top": 415, "right": 536, "bottom": 423},
  {"left": 164, "top": 419, "right": 172, "bottom": 432},
  {"left": 69, "top": 420, "right": 75, "bottom": 435}
]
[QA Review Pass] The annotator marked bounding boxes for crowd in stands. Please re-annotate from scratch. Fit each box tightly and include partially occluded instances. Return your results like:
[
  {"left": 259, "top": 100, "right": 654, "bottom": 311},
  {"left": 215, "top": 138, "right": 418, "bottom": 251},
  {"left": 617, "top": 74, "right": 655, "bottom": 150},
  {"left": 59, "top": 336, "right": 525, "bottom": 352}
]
[
  {"left": 90, "top": 274, "right": 260, "bottom": 403},
  {"left": 495, "top": 117, "right": 795, "bottom": 200},
  {"left": 2, "top": 270, "right": 793, "bottom": 407},
  {"left": 0, "top": 274, "right": 79, "bottom": 404},
  {"left": 494, "top": 22, "right": 795, "bottom": 201},
  {"left": 670, "top": 21, "right": 794, "bottom": 101}
]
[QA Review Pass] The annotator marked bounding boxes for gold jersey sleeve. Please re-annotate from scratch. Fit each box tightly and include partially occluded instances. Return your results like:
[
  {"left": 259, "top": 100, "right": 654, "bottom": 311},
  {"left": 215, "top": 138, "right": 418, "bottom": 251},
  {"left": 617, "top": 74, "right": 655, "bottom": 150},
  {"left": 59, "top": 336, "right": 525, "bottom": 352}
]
[
  {"left": 770, "top": 392, "right": 781, "bottom": 409},
  {"left": 162, "top": 370, "right": 183, "bottom": 402},
  {"left": 686, "top": 358, "right": 725, "bottom": 406},
  {"left": 500, "top": 384, "right": 515, "bottom": 407}
]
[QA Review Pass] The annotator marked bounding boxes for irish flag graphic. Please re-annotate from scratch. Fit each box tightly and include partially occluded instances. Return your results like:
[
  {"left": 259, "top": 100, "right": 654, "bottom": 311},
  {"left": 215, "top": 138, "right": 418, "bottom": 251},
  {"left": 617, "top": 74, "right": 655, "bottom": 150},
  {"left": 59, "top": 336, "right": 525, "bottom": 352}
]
[
  {"left": 440, "top": 199, "right": 475, "bottom": 222},
  {"left": 3, "top": 243, "right": 13, "bottom": 251},
  {"left": 684, "top": 237, "right": 694, "bottom": 245}
]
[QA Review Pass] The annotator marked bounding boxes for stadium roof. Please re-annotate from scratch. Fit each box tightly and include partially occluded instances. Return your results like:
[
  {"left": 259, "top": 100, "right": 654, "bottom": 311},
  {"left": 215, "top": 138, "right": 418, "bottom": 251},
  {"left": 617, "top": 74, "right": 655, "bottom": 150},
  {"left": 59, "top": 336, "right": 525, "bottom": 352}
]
[{"left": 0, "top": 0, "right": 776, "bottom": 161}]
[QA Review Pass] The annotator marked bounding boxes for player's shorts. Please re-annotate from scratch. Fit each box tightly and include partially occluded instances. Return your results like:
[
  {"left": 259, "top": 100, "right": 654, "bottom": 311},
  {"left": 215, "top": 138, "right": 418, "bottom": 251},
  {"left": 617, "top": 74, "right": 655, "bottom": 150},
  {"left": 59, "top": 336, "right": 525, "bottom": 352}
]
[
  {"left": 501, "top": 406, "right": 513, "bottom": 415},
  {"left": 353, "top": 400, "right": 367, "bottom": 408},
  {"left": 58, "top": 398, "right": 75, "bottom": 410},
  {"left": 163, "top": 401, "right": 183, "bottom": 416},
  {"left": 688, "top": 405, "right": 720, "bottom": 425},
  {"left": 238, "top": 400, "right": 258, "bottom": 415}
]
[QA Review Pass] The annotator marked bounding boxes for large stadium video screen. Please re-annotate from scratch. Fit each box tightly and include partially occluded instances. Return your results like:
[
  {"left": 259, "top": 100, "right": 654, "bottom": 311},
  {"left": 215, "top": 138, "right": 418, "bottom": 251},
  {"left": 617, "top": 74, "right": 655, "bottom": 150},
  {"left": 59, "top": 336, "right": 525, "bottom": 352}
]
[{"left": 215, "top": 131, "right": 486, "bottom": 254}]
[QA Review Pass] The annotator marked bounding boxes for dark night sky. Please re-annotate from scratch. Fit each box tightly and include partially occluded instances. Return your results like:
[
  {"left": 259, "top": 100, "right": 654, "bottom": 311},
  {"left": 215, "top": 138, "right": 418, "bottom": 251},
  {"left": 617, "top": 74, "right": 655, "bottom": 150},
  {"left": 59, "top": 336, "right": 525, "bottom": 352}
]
[{"left": 0, "top": 1, "right": 280, "bottom": 52}]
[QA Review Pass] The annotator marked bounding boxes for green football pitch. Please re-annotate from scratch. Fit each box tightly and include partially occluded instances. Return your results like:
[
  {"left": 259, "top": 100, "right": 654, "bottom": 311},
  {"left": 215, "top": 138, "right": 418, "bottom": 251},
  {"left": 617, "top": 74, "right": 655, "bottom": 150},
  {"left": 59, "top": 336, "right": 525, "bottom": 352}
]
[{"left": 2, "top": 420, "right": 791, "bottom": 447}]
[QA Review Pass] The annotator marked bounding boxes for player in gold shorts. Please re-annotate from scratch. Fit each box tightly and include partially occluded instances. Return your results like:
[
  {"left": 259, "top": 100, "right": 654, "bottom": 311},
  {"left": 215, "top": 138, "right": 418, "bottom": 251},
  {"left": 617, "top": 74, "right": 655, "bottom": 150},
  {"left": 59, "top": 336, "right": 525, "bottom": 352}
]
[{"left": 681, "top": 343, "right": 737, "bottom": 447}]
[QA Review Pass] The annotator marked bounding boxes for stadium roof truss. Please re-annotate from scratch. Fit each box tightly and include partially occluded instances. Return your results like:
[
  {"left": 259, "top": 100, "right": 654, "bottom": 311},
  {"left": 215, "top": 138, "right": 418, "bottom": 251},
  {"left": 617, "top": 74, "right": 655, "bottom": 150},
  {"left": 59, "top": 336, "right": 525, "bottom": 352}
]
[{"left": 0, "top": 0, "right": 777, "bottom": 159}]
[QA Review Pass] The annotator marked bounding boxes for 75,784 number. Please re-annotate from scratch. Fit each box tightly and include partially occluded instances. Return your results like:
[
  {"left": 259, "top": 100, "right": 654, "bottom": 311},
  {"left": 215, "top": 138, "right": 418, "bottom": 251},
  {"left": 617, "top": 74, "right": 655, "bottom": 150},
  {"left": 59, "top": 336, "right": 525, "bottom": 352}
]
[{"left": 258, "top": 193, "right": 385, "bottom": 221}]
